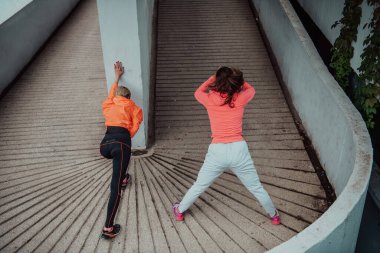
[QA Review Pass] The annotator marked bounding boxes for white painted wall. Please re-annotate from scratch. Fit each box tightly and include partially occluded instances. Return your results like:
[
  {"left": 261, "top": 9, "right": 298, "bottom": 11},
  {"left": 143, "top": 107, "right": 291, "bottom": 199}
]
[
  {"left": 296, "top": 0, "right": 374, "bottom": 74},
  {"left": 0, "top": 0, "right": 80, "bottom": 94},
  {"left": 250, "top": 0, "right": 373, "bottom": 252},
  {"left": 97, "top": 0, "right": 155, "bottom": 149}
]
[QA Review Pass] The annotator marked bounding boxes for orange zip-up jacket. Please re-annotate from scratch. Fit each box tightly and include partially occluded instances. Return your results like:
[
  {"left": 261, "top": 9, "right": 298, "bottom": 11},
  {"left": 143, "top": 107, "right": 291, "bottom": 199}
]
[{"left": 102, "top": 82, "right": 143, "bottom": 137}]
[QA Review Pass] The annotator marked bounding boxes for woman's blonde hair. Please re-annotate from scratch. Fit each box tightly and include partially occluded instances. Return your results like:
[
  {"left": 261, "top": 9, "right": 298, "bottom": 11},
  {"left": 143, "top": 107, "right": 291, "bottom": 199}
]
[{"left": 115, "top": 86, "right": 131, "bottom": 98}]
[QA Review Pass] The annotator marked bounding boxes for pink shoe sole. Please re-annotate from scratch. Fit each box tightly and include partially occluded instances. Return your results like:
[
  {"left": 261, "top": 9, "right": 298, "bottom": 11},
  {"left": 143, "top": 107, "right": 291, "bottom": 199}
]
[{"left": 271, "top": 210, "right": 281, "bottom": 225}]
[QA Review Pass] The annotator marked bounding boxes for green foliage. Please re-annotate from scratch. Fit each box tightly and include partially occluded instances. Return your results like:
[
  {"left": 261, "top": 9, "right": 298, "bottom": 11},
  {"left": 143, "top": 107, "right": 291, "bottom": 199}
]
[
  {"left": 357, "top": 0, "right": 380, "bottom": 128},
  {"left": 330, "top": 0, "right": 363, "bottom": 89},
  {"left": 331, "top": 0, "right": 380, "bottom": 129}
]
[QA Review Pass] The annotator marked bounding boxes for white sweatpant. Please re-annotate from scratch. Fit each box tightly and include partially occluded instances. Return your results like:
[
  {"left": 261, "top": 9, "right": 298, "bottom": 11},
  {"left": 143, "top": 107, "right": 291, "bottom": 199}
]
[{"left": 178, "top": 140, "right": 276, "bottom": 216}]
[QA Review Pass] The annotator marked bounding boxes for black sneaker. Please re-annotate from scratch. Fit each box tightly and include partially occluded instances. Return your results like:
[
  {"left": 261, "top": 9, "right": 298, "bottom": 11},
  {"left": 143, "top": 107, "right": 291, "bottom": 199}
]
[
  {"left": 121, "top": 174, "right": 131, "bottom": 190},
  {"left": 101, "top": 224, "right": 121, "bottom": 239}
]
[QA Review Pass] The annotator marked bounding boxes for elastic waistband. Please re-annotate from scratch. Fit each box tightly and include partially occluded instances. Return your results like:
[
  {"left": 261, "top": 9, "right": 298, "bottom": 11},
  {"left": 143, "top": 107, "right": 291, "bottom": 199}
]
[
  {"left": 106, "top": 126, "right": 130, "bottom": 135},
  {"left": 210, "top": 140, "right": 246, "bottom": 146},
  {"left": 211, "top": 135, "right": 244, "bottom": 144}
]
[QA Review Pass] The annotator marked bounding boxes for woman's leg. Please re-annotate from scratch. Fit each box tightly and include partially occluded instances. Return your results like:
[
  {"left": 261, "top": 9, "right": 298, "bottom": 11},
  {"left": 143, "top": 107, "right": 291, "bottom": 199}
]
[
  {"left": 230, "top": 142, "right": 277, "bottom": 216},
  {"left": 100, "top": 140, "right": 112, "bottom": 159},
  {"left": 178, "top": 144, "right": 226, "bottom": 213},
  {"left": 104, "top": 143, "right": 131, "bottom": 228}
]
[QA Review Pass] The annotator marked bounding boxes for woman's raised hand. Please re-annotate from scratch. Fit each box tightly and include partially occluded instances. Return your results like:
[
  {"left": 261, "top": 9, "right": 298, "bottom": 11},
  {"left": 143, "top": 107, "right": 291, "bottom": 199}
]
[{"left": 114, "top": 61, "right": 124, "bottom": 83}]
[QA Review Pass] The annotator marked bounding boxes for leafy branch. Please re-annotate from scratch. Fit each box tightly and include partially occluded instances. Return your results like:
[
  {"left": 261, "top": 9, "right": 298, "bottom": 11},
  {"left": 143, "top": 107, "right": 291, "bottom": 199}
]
[
  {"left": 357, "top": 0, "right": 380, "bottom": 128},
  {"left": 330, "top": 0, "right": 363, "bottom": 89},
  {"left": 331, "top": 0, "right": 380, "bottom": 129}
]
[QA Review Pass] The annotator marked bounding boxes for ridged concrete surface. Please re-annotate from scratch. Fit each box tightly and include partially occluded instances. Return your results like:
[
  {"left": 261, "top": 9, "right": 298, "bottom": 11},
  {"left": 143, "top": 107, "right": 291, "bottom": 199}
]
[{"left": 0, "top": 0, "right": 328, "bottom": 252}]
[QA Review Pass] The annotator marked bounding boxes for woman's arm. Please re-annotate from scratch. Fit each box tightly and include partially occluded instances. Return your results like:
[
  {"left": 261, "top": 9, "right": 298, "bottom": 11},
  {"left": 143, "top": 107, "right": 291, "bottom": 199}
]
[
  {"left": 114, "top": 61, "right": 124, "bottom": 84},
  {"left": 194, "top": 75, "right": 216, "bottom": 105},
  {"left": 237, "top": 82, "right": 255, "bottom": 105},
  {"left": 102, "top": 61, "right": 124, "bottom": 110},
  {"left": 129, "top": 105, "right": 143, "bottom": 137}
]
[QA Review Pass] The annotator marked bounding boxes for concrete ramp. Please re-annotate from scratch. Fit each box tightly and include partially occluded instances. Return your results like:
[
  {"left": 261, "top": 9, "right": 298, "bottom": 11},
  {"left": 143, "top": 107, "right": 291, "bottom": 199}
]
[{"left": 0, "top": 0, "right": 328, "bottom": 252}]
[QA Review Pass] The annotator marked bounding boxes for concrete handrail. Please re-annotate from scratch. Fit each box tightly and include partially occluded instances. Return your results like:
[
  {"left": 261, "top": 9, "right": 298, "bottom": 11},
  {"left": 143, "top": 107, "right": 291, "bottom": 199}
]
[{"left": 250, "top": 0, "right": 373, "bottom": 252}]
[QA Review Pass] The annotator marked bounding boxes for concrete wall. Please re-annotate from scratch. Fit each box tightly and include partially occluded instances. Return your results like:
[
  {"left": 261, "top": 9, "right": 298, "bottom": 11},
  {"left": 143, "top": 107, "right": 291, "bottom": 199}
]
[
  {"left": 137, "top": 0, "right": 156, "bottom": 147},
  {"left": 97, "top": 0, "right": 155, "bottom": 149},
  {"left": 0, "top": 0, "right": 33, "bottom": 24},
  {"left": 0, "top": 0, "right": 81, "bottom": 95},
  {"left": 250, "top": 0, "right": 373, "bottom": 252},
  {"left": 296, "top": 0, "right": 374, "bottom": 74}
]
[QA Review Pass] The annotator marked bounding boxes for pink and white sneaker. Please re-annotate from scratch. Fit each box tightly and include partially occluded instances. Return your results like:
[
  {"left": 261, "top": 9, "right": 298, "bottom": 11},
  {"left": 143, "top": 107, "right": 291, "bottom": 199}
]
[
  {"left": 172, "top": 202, "right": 184, "bottom": 221},
  {"left": 270, "top": 210, "right": 281, "bottom": 225}
]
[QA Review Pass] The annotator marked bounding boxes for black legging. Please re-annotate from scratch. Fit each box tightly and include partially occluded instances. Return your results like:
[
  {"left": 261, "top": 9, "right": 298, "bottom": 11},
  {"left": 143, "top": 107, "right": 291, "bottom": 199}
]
[{"left": 100, "top": 126, "right": 131, "bottom": 228}]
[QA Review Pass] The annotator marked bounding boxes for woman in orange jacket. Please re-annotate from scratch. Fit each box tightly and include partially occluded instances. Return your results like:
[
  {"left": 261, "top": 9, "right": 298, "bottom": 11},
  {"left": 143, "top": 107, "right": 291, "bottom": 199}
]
[{"left": 100, "top": 61, "right": 143, "bottom": 239}]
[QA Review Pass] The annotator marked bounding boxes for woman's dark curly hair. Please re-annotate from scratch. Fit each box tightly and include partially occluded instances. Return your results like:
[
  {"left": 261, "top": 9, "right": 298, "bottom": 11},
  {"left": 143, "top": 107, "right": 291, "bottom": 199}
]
[{"left": 209, "top": 66, "right": 244, "bottom": 108}]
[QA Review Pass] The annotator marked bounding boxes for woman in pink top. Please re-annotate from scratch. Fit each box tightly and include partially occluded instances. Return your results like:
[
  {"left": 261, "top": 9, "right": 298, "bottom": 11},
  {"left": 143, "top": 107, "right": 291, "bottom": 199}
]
[{"left": 172, "top": 67, "right": 280, "bottom": 225}]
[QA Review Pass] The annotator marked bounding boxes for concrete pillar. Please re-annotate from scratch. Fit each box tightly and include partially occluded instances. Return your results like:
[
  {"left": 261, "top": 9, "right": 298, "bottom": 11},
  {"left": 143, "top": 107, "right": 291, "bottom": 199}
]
[{"left": 97, "top": 0, "right": 149, "bottom": 149}]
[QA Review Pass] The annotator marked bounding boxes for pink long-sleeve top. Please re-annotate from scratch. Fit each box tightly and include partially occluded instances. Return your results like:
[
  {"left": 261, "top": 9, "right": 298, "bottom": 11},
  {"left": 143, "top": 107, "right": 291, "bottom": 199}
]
[{"left": 194, "top": 75, "right": 255, "bottom": 143}]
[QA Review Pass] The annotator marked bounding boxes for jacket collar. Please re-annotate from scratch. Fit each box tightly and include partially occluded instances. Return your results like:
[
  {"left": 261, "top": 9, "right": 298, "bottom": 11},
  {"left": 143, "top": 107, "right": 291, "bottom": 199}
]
[{"left": 113, "top": 96, "right": 133, "bottom": 105}]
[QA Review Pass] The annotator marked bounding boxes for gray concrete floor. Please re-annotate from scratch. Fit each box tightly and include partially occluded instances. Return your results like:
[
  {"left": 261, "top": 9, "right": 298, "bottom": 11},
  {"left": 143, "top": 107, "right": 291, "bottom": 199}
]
[{"left": 0, "top": 0, "right": 328, "bottom": 252}]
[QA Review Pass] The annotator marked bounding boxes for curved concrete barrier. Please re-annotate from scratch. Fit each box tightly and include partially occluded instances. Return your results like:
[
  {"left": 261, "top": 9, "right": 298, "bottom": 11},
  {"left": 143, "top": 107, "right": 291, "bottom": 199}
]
[
  {"left": 0, "top": 0, "right": 80, "bottom": 95},
  {"left": 249, "top": 0, "right": 373, "bottom": 252}
]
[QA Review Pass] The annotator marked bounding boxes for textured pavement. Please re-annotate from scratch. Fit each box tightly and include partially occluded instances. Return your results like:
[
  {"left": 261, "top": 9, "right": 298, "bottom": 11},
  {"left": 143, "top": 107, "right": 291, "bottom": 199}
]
[{"left": 0, "top": 0, "right": 328, "bottom": 252}]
